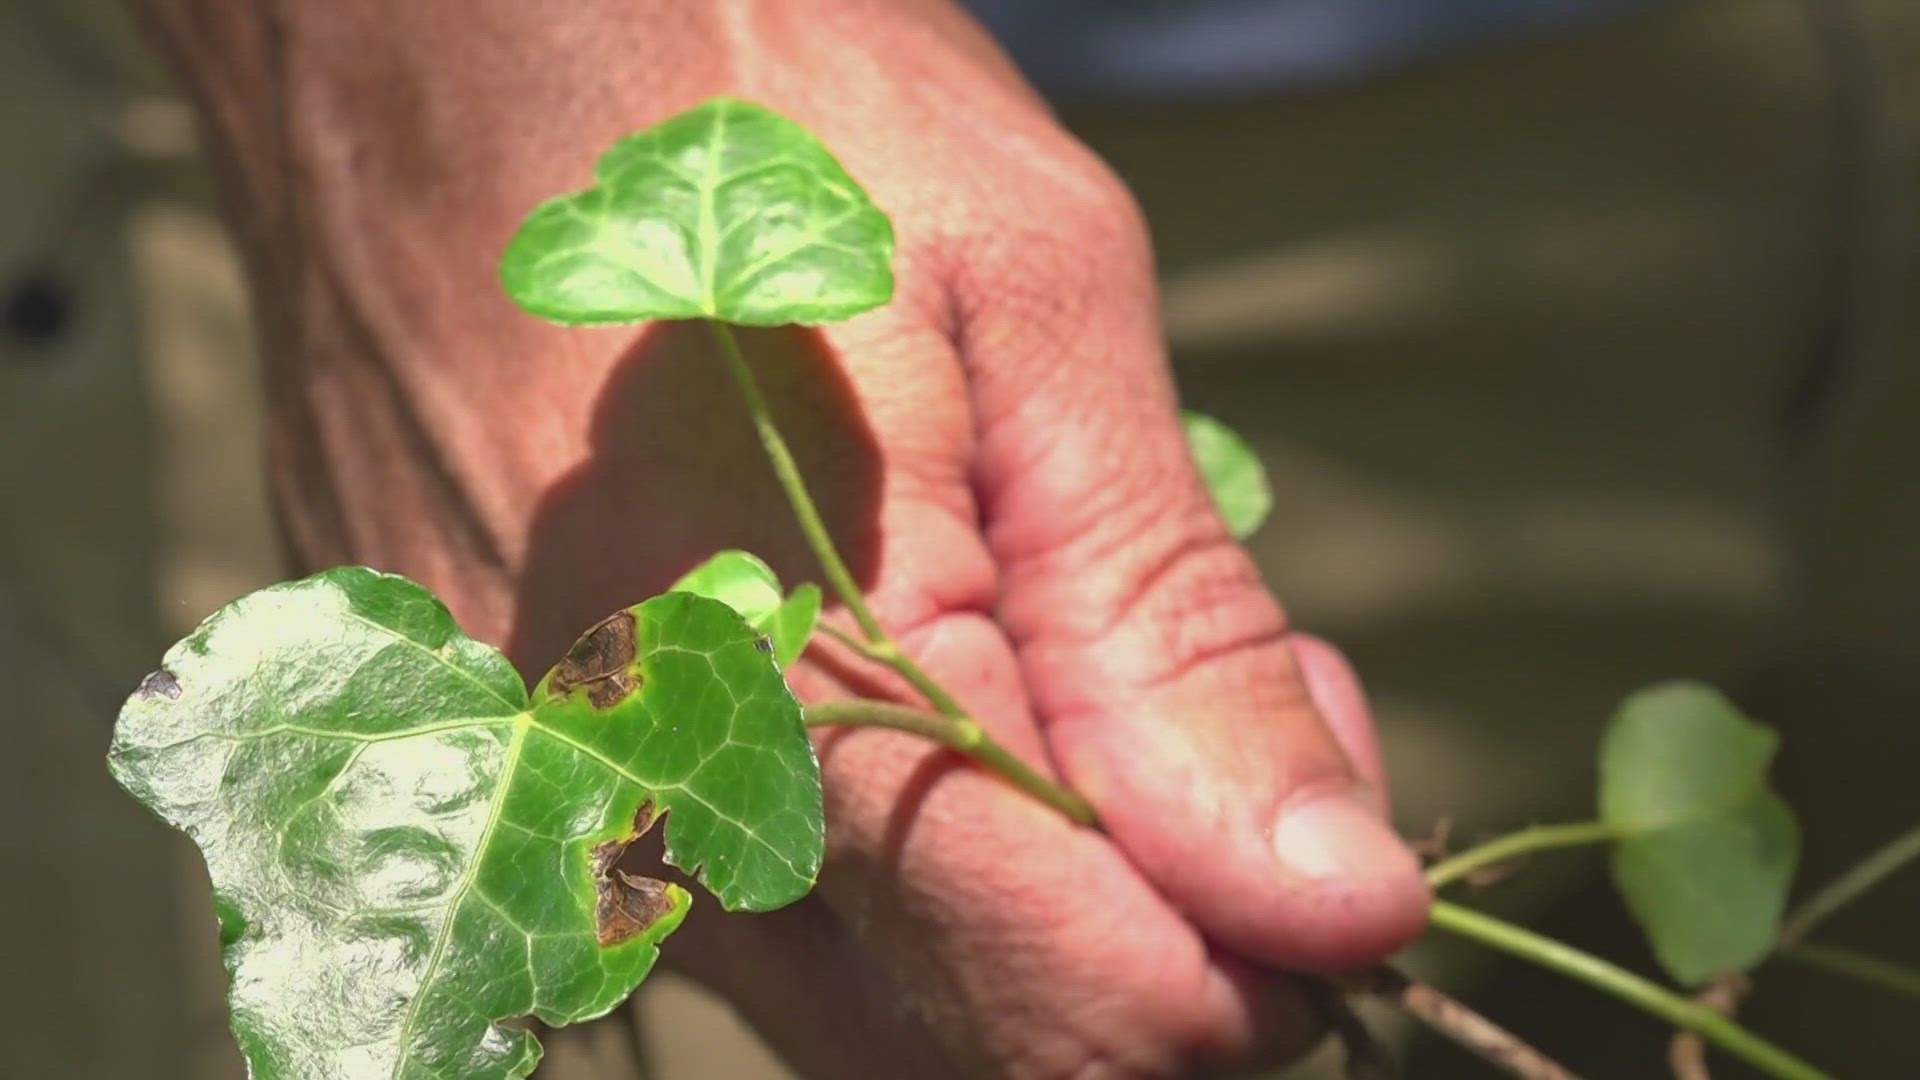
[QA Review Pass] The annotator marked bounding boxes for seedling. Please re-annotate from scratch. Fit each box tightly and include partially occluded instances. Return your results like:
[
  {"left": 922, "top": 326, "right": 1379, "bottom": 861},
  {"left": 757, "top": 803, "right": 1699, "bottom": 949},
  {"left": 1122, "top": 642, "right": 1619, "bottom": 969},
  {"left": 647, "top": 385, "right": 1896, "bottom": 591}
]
[{"left": 109, "top": 97, "right": 1914, "bottom": 1080}]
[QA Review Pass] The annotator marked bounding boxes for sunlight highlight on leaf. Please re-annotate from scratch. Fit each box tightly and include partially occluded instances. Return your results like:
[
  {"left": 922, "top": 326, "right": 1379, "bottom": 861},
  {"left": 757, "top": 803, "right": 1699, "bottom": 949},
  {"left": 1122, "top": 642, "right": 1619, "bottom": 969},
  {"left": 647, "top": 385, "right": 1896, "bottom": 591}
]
[{"left": 109, "top": 569, "right": 822, "bottom": 1079}]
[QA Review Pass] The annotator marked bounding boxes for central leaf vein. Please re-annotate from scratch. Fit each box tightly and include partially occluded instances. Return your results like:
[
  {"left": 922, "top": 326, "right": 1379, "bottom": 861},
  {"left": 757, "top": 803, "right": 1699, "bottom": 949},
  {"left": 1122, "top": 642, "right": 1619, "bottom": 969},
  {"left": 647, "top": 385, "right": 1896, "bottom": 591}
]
[{"left": 389, "top": 718, "right": 530, "bottom": 1079}]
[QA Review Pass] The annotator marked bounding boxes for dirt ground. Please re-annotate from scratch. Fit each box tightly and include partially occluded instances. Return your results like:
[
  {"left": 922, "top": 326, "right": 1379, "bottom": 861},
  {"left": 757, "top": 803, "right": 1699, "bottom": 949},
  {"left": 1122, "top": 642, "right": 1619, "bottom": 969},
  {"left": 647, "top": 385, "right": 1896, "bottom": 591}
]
[{"left": 4, "top": 1, "right": 1916, "bottom": 1076}]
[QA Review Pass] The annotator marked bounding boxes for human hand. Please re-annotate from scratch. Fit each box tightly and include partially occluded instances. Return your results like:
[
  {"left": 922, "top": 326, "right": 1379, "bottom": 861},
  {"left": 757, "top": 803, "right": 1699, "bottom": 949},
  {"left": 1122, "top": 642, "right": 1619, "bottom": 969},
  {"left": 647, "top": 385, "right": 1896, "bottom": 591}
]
[{"left": 171, "top": 0, "right": 1429, "bottom": 1073}]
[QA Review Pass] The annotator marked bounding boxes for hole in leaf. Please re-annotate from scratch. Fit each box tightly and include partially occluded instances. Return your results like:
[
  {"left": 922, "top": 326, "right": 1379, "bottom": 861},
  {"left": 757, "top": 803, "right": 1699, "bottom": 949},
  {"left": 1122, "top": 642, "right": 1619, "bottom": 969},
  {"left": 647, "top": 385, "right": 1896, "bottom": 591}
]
[{"left": 589, "top": 800, "right": 675, "bottom": 947}]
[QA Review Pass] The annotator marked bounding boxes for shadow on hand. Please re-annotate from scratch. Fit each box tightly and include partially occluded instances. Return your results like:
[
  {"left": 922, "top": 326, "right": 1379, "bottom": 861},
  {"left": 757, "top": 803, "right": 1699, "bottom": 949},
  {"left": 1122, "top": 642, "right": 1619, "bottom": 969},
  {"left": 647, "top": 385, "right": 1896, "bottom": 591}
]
[{"left": 506, "top": 321, "right": 882, "bottom": 680}]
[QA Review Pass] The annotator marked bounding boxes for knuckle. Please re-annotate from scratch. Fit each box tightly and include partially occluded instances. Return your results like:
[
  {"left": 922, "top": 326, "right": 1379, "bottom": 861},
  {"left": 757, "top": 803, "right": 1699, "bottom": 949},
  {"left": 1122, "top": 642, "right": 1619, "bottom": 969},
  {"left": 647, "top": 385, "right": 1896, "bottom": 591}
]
[
  {"left": 1101, "top": 527, "right": 1289, "bottom": 694},
  {"left": 955, "top": 158, "right": 1153, "bottom": 323},
  {"left": 1011, "top": 497, "right": 1288, "bottom": 696}
]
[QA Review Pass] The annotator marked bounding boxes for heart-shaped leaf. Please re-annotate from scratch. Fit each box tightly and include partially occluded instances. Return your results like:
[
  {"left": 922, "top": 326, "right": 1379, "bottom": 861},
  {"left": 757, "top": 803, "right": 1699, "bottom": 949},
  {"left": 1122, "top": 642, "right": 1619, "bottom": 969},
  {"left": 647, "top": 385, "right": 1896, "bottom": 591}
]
[
  {"left": 1599, "top": 681, "right": 1798, "bottom": 985},
  {"left": 501, "top": 96, "right": 894, "bottom": 327},
  {"left": 108, "top": 567, "right": 823, "bottom": 1079},
  {"left": 668, "top": 549, "right": 821, "bottom": 668},
  {"left": 1183, "top": 409, "right": 1272, "bottom": 540}
]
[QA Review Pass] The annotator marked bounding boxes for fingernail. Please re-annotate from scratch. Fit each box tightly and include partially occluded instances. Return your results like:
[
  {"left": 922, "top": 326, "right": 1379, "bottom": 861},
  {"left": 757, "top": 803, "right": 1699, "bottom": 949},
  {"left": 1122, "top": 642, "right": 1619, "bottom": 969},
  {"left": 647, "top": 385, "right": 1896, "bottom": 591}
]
[{"left": 1272, "top": 791, "right": 1418, "bottom": 883}]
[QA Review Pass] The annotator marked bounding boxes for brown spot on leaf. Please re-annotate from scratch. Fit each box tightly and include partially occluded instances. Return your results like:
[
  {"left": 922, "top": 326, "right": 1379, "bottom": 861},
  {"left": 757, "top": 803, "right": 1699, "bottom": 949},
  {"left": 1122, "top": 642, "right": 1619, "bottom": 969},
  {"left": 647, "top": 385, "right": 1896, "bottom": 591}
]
[
  {"left": 590, "top": 801, "right": 673, "bottom": 947},
  {"left": 548, "top": 610, "right": 641, "bottom": 709},
  {"left": 629, "top": 798, "right": 658, "bottom": 836},
  {"left": 595, "top": 869, "right": 676, "bottom": 947},
  {"left": 137, "top": 669, "right": 182, "bottom": 700}
]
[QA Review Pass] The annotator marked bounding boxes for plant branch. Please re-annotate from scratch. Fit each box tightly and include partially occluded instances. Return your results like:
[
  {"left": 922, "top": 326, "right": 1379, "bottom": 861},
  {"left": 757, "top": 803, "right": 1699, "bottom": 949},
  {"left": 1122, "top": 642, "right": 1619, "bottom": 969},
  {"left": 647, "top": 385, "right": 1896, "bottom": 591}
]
[
  {"left": 815, "top": 620, "right": 889, "bottom": 663},
  {"left": 1427, "top": 901, "right": 1829, "bottom": 1080},
  {"left": 1779, "top": 943, "right": 1920, "bottom": 1000},
  {"left": 1778, "top": 821, "right": 1920, "bottom": 947},
  {"left": 1348, "top": 965, "right": 1581, "bottom": 1080},
  {"left": 713, "top": 321, "right": 1098, "bottom": 829},
  {"left": 804, "top": 701, "right": 1096, "bottom": 827},
  {"left": 1425, "top": 821, "right": 1617, "bottom": 889},
  {"left": 709, "top": 321, "right": 965, "bottom": 721},
  {"left": 1667, "top": 976, "right": 1748, "bottom": 1080},
  {"left": 714, "top": 320, "right": 1841, "bottom": 1079},
  {"left": 1664, "top": 819, "right": 1920, "bottom": 1074},
  {"left": 805, "top": 696, "right": 1602, "bottom": 1080}
]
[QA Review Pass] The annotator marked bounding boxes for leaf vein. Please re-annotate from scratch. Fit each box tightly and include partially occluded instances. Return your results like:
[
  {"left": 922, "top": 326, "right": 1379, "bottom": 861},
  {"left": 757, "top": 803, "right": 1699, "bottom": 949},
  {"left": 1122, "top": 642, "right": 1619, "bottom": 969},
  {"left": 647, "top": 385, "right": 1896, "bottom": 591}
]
[{"left": 389, "top": 719, "right": 529, "bottom": 1079}]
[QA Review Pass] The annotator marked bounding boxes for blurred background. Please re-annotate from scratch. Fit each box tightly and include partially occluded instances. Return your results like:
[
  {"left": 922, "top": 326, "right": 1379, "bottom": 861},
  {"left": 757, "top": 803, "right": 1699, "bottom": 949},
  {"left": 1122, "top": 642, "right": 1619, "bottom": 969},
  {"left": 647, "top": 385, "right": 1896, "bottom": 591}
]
[{"left": 4, "top": 0, "right": 1916, "bottom": 1076}]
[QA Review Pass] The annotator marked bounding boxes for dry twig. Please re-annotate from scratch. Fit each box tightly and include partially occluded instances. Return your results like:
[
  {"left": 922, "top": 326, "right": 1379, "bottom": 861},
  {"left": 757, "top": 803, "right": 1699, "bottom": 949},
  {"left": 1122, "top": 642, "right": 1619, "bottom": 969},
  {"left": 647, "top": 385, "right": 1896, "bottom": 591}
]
[
  {"left": 1667, "top": 975, "right": 1749, "bottom": 1080},
  {"left": 1349, "top": 965, "right": 1583, "bottom": 1080}
]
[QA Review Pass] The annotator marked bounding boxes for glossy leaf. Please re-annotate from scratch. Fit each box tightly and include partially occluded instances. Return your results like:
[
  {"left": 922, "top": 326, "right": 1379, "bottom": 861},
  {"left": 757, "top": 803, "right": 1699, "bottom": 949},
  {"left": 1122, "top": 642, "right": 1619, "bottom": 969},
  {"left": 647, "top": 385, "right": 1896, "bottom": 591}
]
[
  {"left": 501, "top": 96, "right": 894, "bottom": 327},
  {"left": 669, "top": 549, "right": 821, "bottom": 668},
  {"left": 1183, "top": 409, "right": 1272, "bottom": 540},
  {"left": 1599, "top": 681, "right": 1798, "bottom": 985},
  {"left": 108, "top": 568, "right": 823, "bottom": 1079}
]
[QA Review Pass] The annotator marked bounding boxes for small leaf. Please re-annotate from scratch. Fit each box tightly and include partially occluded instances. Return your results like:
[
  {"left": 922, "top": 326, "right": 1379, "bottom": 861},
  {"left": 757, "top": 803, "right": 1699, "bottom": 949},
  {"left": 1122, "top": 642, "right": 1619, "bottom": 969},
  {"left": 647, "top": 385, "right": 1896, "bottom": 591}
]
[
  {"left": 766, "top": 584, "right": 823, "bottom": 669},
  {"left": 669, "top": 550, "right": 821, "bottom": 668},
  {"left": 1599, "top": 681, "right": 1799, "bottom": 985},
  {"left": 1183, "top": 410, "right": 1272, "bottom": 540},
  {"left": 1610, "top": 797, "right": 1797, "bottom": 985},
  {"left": 502, "top": 96, "right": 894, "bottom": 327},
  {"left": 670, "top": 549, "right": 784, "bottom": 624},
  {"left": 108, "top": 568, "right": 823, "bottom": 1079}
]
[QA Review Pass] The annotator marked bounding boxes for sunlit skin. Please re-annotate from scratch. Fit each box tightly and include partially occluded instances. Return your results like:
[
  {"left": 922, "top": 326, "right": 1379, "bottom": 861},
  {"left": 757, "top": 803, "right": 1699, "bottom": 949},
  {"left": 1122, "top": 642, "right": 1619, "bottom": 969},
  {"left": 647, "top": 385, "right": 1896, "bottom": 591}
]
[{"left": 144, "top": 0, "right": 1429, "bottom": 1074}]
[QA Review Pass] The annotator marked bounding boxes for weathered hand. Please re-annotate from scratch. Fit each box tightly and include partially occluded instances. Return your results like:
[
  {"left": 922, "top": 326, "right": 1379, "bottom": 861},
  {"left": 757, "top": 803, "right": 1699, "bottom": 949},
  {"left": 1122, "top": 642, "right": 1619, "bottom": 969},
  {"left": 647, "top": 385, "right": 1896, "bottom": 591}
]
[{"left": 159, "top": 0, "right": 1428, "bottom": 1074}]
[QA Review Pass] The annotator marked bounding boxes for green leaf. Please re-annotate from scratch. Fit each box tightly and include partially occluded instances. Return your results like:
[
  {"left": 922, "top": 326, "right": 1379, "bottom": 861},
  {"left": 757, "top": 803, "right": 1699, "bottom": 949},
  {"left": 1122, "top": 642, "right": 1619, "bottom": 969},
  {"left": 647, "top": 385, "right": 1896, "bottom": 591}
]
[
  {"left": 1183, "top": 410, "right": 1273, "bottom": 540},
  {"left": 501, "top": 96, "right": 894, "bottom": 327},
  {"left": 108, "top": 567, "right": 823, "bottom": 1079},
  {"left": 767, "top": 585, "right": 823, "bottom": 669},
  {"left": 670, "top": 549, "right": 783, "bottom": 624},
  {"left": 668, "top": 549, "right": 821, "bottom": 668},
  {"left": 1599, "top": 681, "right": 1799, "bottom": 985},
  {"left": 1610, "top": 798, "right": 1798, "bottom": 983}
]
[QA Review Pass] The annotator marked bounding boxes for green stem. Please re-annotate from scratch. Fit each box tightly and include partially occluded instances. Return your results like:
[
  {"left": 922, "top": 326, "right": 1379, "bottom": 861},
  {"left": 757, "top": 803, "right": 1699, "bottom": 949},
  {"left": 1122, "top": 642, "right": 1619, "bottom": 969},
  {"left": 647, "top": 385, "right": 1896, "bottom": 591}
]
[
  {"left": 1425, "top": 821, "right": 1618, "bottom": 889},
  {"left": 1427, "top": 900, "right": 1830, "bottom": 1080},
  {"left": 708, "top": 321, "right": 965, "bottom": 721},
  {"left": 804, "top": 701, "right": 1097, "bottom": 826},
  {"left": 1778, "top": 821, "right": 1920, "bottom": 946},
  {"left": 816, "top": 621, "right": 901, "bottom": 669},
  {"left": 1778, "top": 943, "right": 1920, "bottom": 1000},
  {"left": 712, "top": 319, "right": 1838, "bottom": 1074},
  {"left": 712, "top": 321, "right": 1095, "bottom": 829}
]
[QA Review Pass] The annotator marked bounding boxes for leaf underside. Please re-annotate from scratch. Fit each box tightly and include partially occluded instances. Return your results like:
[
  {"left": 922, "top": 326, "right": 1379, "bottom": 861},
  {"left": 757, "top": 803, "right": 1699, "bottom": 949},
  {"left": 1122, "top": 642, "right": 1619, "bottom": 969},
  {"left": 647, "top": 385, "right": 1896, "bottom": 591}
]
[
  {"left": 1599, "top": 681, "right": 1798, "bottom": 986},
  {"left": 108, "top": 568, "right": 823, "bottom": 1079},
  {"left": 501, "top": 95, "right": 894, "bottom": 327}
]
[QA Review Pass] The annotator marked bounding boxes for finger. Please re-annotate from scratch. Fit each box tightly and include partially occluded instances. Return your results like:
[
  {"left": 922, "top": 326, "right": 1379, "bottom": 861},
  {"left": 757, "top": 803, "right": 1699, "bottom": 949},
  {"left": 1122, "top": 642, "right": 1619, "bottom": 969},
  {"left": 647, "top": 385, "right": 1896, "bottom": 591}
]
[
  {"left": 954, "top": 184, "right": 1429, "bottom": 971},
  {"left": 1290, "top": 632, "right": 1390, "bottom": 812},
  {"left": 775, "top": 309, "right": 1315, "bottom": 1075}
]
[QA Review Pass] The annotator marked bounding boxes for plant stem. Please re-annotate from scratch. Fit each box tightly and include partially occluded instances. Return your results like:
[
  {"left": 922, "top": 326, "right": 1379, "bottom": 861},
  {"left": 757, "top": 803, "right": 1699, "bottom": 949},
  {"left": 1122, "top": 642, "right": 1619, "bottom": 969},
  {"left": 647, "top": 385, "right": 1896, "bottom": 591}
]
[
  {"left": 1427, "top": 901, "right": 1829, "bottom": 1080},
  {"left": 1779, "top": 943, "right": 1920, "bottom": 1000},
  {"left": 1667, "top": 976, "right": 1747, "bottom": 1080},
  {"left": 1665, "top": 820, "right": 1920, "bottom": 1070},
  {"left": 712, "top": 320, "right": 1842, "bottom": 1076},
  {"left": 1778, "top": 821, "right": 1920, "bottom": 946},
  {"left": 1425, "top": 821, "right": 1618, "bottom": 889},
  {"left": 803, "top": 701, "right": 1097, "bottom": 826},
  {"left": 711, "top": 320, "right": 1095, "bottom": 828},
  {"left": 1348, "top": 965, "right": 1581, "bottom": 1080},
  {"left": 708, "top": 320, "right": 965, "bottom": 721},
  {"left": 816, "top": 621, "right": 899, "bottom": 668}
]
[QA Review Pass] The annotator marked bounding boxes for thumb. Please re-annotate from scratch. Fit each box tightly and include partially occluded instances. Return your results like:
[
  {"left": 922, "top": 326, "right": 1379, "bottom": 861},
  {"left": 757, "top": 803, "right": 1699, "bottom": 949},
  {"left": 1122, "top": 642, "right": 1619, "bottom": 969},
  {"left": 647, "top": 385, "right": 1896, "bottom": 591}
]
[{"left": 956, "top": 201, "right": 1429, "bottom": 971}]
